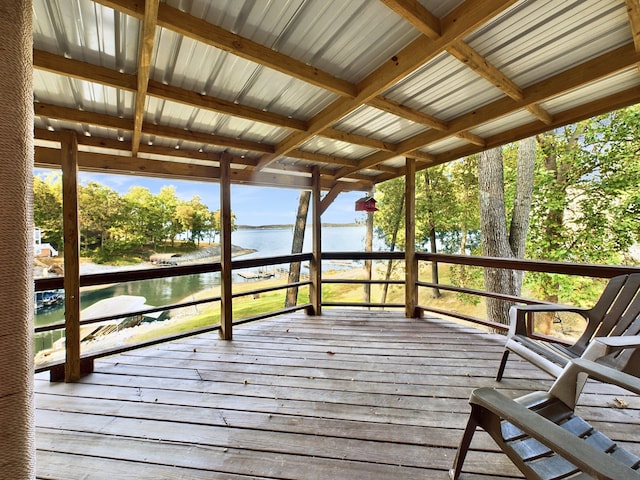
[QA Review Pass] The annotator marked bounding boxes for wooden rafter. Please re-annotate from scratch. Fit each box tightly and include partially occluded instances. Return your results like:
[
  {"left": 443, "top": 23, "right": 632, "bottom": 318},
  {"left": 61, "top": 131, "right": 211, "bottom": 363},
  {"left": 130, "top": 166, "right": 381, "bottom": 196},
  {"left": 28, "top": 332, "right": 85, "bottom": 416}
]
[
  {"left": 386, "top": 0, "right": 555, "bottom": 128},
  {"left": 132, "top": 0, "right": 159, "bottom": 157},
  {"left": 626, "top": 0, "right": 640, "bottom": 73},
  {"left": 333, "top": 42, "right": 640, "bottom": 179},
  {"left": 94, "top": 0, "right": 356, "bottom": 98},
  {"left": 379, "top": 0, "right": 441, "bottom": 40},
  {"left": 31, "top": 0, "right": 640, "bottom": 192},
  {"left": 34, "top": 146, "right": 374, "bottom": 192},
  {"left": 254, "top": 0, "right": 520, "bottom": 170}
]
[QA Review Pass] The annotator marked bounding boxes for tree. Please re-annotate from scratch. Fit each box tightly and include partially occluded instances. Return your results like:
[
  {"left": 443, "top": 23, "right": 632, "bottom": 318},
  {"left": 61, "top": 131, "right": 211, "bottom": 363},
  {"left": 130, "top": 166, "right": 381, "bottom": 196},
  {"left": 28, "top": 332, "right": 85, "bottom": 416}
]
[
  {"left": 528, "top": 107, "right": 640, "bottom": 312},
  {"left": 33, "top": 174, "right": 63, "bottom": 249},
  {"left": 478, "top": 137, "right": 535, "bottom": 325},
  {"left": 78, "top": 182, "right": 122, "bottom": 253},
  {"left": 156, "top": 186, "right": 180, "bottom": 247},
  {"left": 121, "top": 186, "right": 164, "bottom": 249}
]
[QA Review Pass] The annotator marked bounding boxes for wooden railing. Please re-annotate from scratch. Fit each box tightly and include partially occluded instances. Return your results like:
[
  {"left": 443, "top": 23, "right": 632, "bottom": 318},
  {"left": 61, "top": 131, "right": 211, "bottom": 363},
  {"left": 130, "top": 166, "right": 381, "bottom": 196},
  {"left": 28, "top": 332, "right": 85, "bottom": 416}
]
[
  {"left": 34, "top": 250, "right": 640, "bottom": 379},
  {"left": 34, "top": 253, "right": 313, "bottom": 378}
]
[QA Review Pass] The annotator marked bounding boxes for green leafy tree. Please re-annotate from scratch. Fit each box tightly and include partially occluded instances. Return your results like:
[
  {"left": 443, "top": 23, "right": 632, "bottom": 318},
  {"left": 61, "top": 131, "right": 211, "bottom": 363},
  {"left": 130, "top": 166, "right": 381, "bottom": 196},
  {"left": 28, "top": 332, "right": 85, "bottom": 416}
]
[
  {"left": 78, "top": 182, "right": 122, "bottom": 254},
  {"left": 157, "top": 186, "right": 180, "bottom": 247},
  {"left": 529, "top": 107, "right": 640, "bottom": 309},
  {"left": 33, "top": 174, "right": 63, "bottom": 249},
  {"left": 121, "top": 186, "right": 165, "bottom": 249},
  {"left": 176, "top": 196, "right": 211, "bottom": 246}
]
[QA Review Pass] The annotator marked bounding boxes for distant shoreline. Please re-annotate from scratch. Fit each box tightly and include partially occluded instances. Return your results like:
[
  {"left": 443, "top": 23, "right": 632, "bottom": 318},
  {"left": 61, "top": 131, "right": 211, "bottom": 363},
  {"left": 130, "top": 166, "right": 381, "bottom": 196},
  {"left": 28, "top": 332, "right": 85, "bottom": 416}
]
[{"left": 236, "top": 222, "right": 362, "bottom": 230}]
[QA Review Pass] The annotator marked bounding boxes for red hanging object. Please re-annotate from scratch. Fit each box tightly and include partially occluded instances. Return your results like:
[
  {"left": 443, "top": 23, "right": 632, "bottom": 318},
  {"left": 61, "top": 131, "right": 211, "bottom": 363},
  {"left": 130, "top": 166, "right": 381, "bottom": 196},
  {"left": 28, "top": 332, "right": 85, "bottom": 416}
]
[{"left": 355, "top": 196, "right": 378, "bottom": 212}]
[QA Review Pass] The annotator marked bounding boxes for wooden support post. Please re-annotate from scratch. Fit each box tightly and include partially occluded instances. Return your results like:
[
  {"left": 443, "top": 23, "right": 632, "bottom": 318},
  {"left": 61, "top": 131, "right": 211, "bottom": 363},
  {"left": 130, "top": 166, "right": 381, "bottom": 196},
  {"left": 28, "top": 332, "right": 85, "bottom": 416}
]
[
  {"left": 309, "top": 167, "right": 322, "bottom": 315},
  {"left": 405, "top": 157, "right": 419, "bottom": 318},
  {"left": 61, "top": 131, "right": 82, "bottom": 381},
  {"left": 364, "top": 189, "right": 374, "bottom": 306},
  {"left": 219, "top": 154, "right": 233, "bottom": 339}
]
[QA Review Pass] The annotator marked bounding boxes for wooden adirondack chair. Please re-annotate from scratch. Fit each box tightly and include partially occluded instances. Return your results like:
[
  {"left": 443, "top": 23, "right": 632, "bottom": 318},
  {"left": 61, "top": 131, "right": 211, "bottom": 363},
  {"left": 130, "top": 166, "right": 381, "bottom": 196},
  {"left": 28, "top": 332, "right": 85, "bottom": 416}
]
[
  {"left": 496, "top": 273, "right": 640, "bottom": 381},
  {"left": 450, "top": 336, "right": 640, "bottom": 480}
]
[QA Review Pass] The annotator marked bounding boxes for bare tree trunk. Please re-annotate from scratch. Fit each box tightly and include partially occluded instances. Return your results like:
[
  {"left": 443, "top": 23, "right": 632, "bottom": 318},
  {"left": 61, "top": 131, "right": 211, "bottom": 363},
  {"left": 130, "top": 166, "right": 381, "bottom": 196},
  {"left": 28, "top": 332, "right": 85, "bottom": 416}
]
[
  {"left": 534, "top": 129, "right": 580, "bottom": 333},
  {"left": 479, "top": 147, "right": 516, "bottom": 325},
  {"left": 509, "top": 136, "right": 536, "bottom": 295},
  {"left": 428, "top": 226, "right": 441, "bottom": 298},
  {"left": 478, "top": 140, "right": 536, "bottom": 325},
  {"left": 381, "top": 192, "right": 404, "bottom": 305},
  {"left": 285, "top": 191, "right": 310, "bottom": 307},
  {"left": 424, "top": 170, "right": 441, "bottom": 298}
]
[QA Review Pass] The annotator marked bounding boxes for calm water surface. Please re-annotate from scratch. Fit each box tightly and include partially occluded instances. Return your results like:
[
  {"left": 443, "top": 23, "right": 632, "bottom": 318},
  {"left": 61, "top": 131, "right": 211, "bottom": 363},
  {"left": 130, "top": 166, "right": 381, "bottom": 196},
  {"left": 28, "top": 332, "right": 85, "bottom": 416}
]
[{"left": 35, "top": 226, "right": 386, "bottom": 349}]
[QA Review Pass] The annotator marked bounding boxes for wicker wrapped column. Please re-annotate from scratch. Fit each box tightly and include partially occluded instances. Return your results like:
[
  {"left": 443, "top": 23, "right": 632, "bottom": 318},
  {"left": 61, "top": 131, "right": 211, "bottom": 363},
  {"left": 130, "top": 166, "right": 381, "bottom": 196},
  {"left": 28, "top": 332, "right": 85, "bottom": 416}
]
[{"left": 0, "top": 0, "right": 35, "bottom": 477}]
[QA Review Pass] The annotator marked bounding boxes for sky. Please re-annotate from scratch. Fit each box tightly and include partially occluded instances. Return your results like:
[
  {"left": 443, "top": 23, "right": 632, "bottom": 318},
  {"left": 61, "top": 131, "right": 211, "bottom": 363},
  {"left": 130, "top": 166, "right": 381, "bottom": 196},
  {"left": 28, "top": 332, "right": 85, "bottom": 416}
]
[{"left": 35, "top": 168, "right": 369, "bottom": 226}]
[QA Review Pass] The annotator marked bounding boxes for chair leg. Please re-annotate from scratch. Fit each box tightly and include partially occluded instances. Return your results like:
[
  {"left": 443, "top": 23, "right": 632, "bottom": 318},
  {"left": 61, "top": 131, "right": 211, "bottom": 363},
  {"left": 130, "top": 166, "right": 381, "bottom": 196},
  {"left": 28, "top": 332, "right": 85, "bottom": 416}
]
[
  {"left": 449, "top": 414, "right": 479, "bottom": 480},
  {"left": 495, "top": 349, "right": 510, "bottom": 382}
]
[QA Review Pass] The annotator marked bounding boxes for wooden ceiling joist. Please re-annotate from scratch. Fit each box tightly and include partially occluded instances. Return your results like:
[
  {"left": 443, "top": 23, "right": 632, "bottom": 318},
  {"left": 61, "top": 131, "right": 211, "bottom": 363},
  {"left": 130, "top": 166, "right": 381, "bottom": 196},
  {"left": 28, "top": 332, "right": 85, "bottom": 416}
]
[
  {"left": 31, "top": 0, "right": 640, "bottom": 192},
  {"left": 333, "top": 42, "right": 640, "bottom": 179},
  {"left": 34, "top": 145, "right": 373, "bottom": 192},
  {"left": 131, "top": 0, "right": 159, "bottom": 157},
  {"left": 255, "top": 0, "right": 520, "bottom": 171}
]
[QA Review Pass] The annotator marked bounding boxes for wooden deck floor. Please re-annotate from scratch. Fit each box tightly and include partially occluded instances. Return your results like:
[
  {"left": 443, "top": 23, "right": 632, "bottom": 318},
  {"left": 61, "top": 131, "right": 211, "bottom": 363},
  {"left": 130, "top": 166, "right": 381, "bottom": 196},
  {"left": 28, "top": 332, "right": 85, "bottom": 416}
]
[{"left": 35, "top": 310, "right": 640, "bottom": 479}]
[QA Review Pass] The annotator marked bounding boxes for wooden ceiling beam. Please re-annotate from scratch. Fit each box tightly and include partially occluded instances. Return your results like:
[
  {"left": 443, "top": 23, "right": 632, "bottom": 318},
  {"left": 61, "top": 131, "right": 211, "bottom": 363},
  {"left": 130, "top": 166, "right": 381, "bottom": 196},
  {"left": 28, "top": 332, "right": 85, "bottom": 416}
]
[
  {"left": 157, "top": 3, "right": 356, "bottom": 98},
  {"left": 424, "top": 85, "right": 640, "bottom": 170},
  {"left": 33, "top": 49, "right": 137, "bottom": 91},
  {"left": 35, "top": 103, "right": 134, "bottom": 131},
  {"left": 625, "top": 0, "right": 640, "bottom": 73},
  {"left": 35, "top": 102, "right": 274, "bottom": 154},
  {"left": 367, "top": 96, "right": 448, "bottom": 131},
  {"left": 94, "top": 0, "right": 357, "bottom": 98},
  {"left": 379, "top": 2, "right": 558, "bottom": 133},
  {"left": 34, "top": 128, "right": 381, "bottom": 183},
  {"left": 447, "top": 40, "right": 523, "bottom": 101},
  {"left": 33, "top": 50, "right": 308, "bottom": 132},
  {"left": 453, "top": 131, "right": 486, "bottom": 147},
  {"left": 287, "top": 149, "right": 398, "bottom": 174},
  {"left": 131, "top": 0, "right": 159, "bottom": 157},
  {"left": 334, "top": 42, "right": 640, "bottom": 178},
  {"left": 379, "top": 0, "right": 441, "bottom": 40},
  {"left": 255, "top": 0, "right": 519, "bottom": 170},
  {"left": 34, "top": 146, "right": 373, "bottom": 191},
  {"left": 321, "top": 128, "right": 396, "bottom": 152},
  {"left": 147, "top": 81, "right": 307, "bottom": 131}
]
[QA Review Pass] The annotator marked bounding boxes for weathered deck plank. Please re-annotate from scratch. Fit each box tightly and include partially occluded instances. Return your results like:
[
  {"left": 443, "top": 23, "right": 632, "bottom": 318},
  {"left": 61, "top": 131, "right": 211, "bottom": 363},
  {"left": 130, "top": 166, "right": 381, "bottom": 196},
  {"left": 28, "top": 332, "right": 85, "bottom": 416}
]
[{"left": 35, "top": 311, "right": 640, "bottom": 479}]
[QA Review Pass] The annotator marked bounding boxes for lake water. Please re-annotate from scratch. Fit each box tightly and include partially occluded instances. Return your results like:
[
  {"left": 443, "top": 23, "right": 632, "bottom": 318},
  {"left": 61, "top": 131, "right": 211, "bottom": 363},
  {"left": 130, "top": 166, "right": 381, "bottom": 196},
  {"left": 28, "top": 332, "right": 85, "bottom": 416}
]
[{"left": 34, "top": 225, "right": 388, "bottom": 350}]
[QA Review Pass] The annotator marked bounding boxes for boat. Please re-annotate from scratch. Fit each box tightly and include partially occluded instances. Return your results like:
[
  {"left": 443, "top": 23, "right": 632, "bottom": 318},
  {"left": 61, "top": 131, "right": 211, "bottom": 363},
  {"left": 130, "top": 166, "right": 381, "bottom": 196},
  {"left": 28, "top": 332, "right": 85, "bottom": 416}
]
[{"left": 35, "top": 290, "right": 64, "bottom": 311}]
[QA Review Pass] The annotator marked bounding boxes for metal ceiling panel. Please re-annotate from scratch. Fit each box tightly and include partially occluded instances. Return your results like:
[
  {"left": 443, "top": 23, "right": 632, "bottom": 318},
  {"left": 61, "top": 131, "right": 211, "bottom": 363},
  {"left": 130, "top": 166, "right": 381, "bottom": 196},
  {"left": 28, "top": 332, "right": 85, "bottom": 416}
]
[
  {"left": 34, "top": 70, "right": 134, "bottom": 119},
  {"left": 152, "top": 27, "right": 338, "bottom": 121},
  {"left": 169, "top": 0, "right": 421, "bottom": 84},
  {"left": 383, "top": 52, "right": 505, "bottom": 122},
  {"left": 33, "top": 0, "right": 140, "bottom": 73},
  {"left": 335, "top": 106, "right": 429, "bottom": 144},
  {"left": 467, "top": 0, "right": 630, "bottom": 88},
  {"left": 541, "top": 69, "right": 640, "bottom": 114},
  {"left": 299, "top": 138, "right": 377, "bottom": 161},
  {"left": 144, "top": 97, "right": 290, "bottom": 146}
]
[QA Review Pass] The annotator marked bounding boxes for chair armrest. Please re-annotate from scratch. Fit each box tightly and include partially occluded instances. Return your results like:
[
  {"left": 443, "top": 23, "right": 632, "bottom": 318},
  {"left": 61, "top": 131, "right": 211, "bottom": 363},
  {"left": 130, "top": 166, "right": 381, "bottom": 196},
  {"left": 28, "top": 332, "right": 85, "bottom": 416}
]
[
  {"left": 508, "top": 304, "right": 588, "bottom": 337},
  {"left": 513, "top": 304, "right": 589, "bottom": 314},
  {"left": 594, "top": 335, "right": 640, "bottom": 351},
  {"left": 572, "top": 358, "right": 640, "bottom": 396},
  {"left": 581, "top": 335, "right": 640, "bottom": 362},
  {"left": 470, "top": 387, "right": 640, "bottom": 480}
]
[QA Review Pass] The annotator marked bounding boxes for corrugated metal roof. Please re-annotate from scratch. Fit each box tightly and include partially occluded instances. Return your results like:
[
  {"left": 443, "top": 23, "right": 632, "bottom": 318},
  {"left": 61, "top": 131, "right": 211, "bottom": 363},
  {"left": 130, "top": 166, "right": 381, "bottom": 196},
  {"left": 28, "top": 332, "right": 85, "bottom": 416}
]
[{"left": 30, "top": 0, "right": 640, "bottom": 191}]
